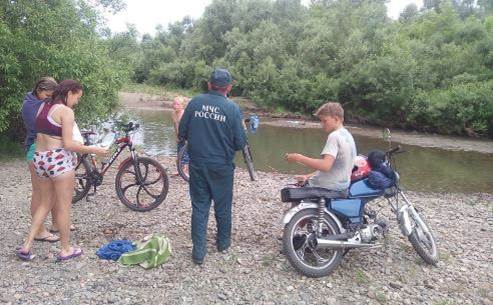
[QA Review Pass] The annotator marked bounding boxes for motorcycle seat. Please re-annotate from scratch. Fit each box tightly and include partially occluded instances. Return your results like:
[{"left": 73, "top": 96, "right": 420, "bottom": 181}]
[{"left": 281, "top": 186, "right": 347, "bottom": 202}]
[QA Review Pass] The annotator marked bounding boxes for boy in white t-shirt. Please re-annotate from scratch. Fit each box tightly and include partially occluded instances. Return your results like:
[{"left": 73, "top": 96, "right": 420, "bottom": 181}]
[{"left": 285, "top": 102, "right": 356, "bottom": 194}]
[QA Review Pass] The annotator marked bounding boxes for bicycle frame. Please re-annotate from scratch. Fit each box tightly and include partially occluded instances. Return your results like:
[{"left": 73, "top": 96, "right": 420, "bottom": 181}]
[{"left": 80, "top": 126, "right": 139, "bottom": 180}]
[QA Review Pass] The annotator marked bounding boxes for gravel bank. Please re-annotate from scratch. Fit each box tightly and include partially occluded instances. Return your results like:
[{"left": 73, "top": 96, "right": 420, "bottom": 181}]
[{"left": 1, "top": 157, "right": 492, "bottom": 305}]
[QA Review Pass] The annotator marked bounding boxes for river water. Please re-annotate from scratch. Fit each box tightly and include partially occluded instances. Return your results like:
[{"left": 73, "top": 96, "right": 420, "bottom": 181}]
[{"left": 126, "top": 108, "right": 492, "bottom": 194}]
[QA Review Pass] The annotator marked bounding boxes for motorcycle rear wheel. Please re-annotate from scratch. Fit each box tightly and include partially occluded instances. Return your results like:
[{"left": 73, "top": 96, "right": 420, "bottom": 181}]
[
  {"left": 408, "top": 210, "right": 439, "bottom": 265},
  {"left": 283, "top": 208, "right": 344, "bottom": 277}
]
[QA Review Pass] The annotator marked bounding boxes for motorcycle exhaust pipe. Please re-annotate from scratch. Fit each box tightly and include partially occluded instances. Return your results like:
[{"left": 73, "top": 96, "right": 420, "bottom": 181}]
[{"left": 315, "top": 238, "right": 381, "bottom": 249}]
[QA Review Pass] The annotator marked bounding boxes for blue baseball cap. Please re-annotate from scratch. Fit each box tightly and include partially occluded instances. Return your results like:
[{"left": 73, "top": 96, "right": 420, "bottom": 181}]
[{"left": 210, "top": 68, "right": 233, "bottom": 87}]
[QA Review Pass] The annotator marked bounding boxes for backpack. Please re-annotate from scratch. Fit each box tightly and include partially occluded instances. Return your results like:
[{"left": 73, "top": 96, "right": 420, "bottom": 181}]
[
  {"left": 368, "top": 169, "right": 396, "bottom": 189},
  {"left": 366, "top": 150, "right": 397, "bottom": 189}
]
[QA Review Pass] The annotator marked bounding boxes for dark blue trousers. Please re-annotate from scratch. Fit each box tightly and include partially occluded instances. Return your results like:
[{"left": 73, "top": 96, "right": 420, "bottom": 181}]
[{"left": 189, "top": 161, "right": 234, "bottom": 260}]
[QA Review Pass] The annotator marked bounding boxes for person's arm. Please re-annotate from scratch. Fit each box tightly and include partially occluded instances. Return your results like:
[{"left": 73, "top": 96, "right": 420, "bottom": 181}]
[
  {"left": 178, "top": 104, "right": 192, "bottom": 142},
  {"left": 285, "top": 132, "right": 339, "bottom": 172},
  {"left": 285, "top": 153, "right": 335, "bottom": 172},
  {"left": 171, "top": 112, "right": 179, "bottom": 138},
  {"left": 60, "top": 107, "right": 107, "bottom": 156},
  {"left": 233, "top": 107, "right": 247, "bottom": 151}
]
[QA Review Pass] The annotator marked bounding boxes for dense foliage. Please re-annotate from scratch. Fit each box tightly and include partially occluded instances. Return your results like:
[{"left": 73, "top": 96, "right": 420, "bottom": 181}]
[
  {"left": 1, "top": 0, "right": 491, "bottom": 138},
  {"left": 127, "top": 0, "right": 492, "bottom": 137},
  {"left": 0, "top": 0, "right": 129, "bottom": 139}
]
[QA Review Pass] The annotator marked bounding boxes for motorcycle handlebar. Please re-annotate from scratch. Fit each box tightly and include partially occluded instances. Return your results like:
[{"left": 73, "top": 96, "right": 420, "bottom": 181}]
[{"left": 387, "top": 145, "right": 401, "bottom": 156}]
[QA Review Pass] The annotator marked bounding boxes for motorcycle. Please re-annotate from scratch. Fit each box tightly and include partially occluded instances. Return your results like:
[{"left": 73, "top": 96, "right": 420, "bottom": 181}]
[{"left": 280, "top": 129, "right": 439, "bottom": 277}]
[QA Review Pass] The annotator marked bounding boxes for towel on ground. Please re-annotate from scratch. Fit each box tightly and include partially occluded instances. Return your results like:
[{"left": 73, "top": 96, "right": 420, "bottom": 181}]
[{"left": 118, "top": 234, "right": 172, "bottom": 269}]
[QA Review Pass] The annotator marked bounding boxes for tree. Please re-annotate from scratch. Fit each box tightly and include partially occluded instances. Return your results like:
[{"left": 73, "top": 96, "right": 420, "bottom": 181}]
[
  {"left": 400, "top": 3, "right": 419, "bottom": 22},
  {"left": 0, "top": 0, "right": 129, "bottom": 137}
]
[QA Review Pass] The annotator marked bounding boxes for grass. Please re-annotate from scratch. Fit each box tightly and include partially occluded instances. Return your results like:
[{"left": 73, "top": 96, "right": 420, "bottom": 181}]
[
  {"left": 261, "top": 254, "right": 276, "bottom": 267},
  {"left": 439, "top": 250, "right": 452, "bottom": 262},
  {"left": 0, "top": 135, "right": 24, "bottom": 160},
  {"left": 122, "top": 82, "right": 199, "bottom": 100},
  {"left": 354, "top": 268, "right": 368, "bottom": 284},
  {"left": 375, "top": 291, "right": 387, "bottom": 304},
  {"left": 435, "top": 299, "right": 456, "bottom": 305}
]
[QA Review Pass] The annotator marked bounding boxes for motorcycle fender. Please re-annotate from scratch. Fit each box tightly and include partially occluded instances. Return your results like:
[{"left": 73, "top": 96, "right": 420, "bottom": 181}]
[
  {"left": 398, "top": 205, "right": 413, "bottom": 236},
  {"left": 282, "top": 202, "right": 346, "bottom": 233}
]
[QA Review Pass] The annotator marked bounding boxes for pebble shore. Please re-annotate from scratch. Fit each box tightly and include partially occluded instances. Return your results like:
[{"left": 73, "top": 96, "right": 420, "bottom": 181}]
[{"left": 0, "top": 156, "right": 492, "bottom": 305}]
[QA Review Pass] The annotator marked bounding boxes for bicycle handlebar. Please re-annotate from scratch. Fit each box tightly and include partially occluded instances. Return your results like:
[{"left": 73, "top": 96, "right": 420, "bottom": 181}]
[{"left": 123, "top": 122, "right": 140, "bottom": 133}]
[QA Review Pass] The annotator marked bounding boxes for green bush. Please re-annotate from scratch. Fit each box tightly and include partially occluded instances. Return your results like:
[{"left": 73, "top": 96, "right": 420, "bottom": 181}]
[
  {"left": 0, "top": 0, "right": 129, "bottom": 139},
  {"left": 417, "top": 80, "right": 493, "bottom": 136},
  {"left": 112, "top": 0, "right": 493, "bottom": 137}
]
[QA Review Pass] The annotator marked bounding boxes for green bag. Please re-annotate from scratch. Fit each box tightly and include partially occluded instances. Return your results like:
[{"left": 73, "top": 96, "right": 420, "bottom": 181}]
[{"left": 118, "top": 234, "right": 172, "bottom": 269}]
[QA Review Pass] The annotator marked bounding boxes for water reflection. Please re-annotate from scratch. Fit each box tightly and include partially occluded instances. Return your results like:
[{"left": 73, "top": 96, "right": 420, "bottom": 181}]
[{"left": 127, "top": 108, "right": 493, "bottom": 194}]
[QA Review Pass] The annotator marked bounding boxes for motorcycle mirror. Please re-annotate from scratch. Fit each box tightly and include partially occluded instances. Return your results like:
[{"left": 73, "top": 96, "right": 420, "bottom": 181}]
[{"left": 382, "top": 128, "right": 391, "bottom": 143}]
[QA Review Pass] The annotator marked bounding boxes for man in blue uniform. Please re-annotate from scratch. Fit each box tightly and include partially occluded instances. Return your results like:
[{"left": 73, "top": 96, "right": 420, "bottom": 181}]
[{"left": 179, "top": 68, "right": 246, "bottom": 265}]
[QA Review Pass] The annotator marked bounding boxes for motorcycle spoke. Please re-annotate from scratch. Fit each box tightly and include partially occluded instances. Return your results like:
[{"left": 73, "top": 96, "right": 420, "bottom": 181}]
[
  {"left": 295, "top": 242, "right": 308, "bottom": 262},
  {"left": 294, "top": 227, "right": 310, "bottom": 236},
  {"left": 311, "top": 248, "right": 328, "bottom": 266}
]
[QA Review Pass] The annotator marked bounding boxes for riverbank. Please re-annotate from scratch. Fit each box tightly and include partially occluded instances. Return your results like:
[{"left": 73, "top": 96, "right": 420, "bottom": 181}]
[
  {"left": 119, "top": 92, "right": 493, "bottom": 154},
  {"left": 1, "top": 157, "right": 491, "bottom": 304}
]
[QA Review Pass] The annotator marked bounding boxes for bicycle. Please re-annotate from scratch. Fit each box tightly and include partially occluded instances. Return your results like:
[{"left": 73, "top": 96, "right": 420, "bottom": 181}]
[
  {"left": 73, "top": 122, "right": 169, "bottom": 212},
  {"left": 176, "top": 114, "right": 258, "bottom": 182}
]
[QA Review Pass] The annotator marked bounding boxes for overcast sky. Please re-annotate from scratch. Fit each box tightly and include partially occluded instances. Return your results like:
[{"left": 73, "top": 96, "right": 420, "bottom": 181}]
[{"left": 104, "top": 0, "right": 423, "bottom": 36}]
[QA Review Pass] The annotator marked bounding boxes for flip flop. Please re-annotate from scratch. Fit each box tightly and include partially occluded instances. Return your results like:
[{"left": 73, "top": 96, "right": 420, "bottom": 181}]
[
  {"left": 56, "top": 247, "right": 83, "bottom": 261},
  {"left": 34, "top": 233, "right": 60, "bottom": 243},
  {"left": 49, "top": 225, "right": 76, "bottom": 233},
  {"left": 16, "top": 248, "right": 35, "bottom": 261}
]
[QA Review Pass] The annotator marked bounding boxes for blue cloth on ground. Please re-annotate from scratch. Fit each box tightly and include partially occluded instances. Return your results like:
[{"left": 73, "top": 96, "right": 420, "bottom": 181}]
[{"left": 96, "top": 240, "right": 136, "bottom": 261}]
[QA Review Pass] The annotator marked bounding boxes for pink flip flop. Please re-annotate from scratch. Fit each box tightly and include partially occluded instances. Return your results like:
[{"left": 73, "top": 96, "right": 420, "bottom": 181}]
[
  {"left": 34, "top": 233, "right": 60, "bottom": 243},
  {"left": 56, "top": 247, "right": 83, "bottom": 261},
  {"left": 16, "top": 248, "right": 35, "bottom": 261}
]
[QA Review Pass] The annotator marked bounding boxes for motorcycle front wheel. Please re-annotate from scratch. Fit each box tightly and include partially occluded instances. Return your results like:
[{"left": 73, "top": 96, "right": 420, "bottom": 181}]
[
  {"left": 407, "top": 209, "right": 439, "bottom": 265},
  {"left": 283, "top": 208, "right": 344, "bottom": 277}
]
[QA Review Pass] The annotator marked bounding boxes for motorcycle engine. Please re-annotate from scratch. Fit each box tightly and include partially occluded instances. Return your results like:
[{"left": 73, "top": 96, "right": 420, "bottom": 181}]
[{"left": 359, "top": 220, "right": 388, "bottom": 243}]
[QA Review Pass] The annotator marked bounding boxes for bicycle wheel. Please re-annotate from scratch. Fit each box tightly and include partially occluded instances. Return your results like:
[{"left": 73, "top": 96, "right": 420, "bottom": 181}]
[
  {"left": 115, "top": 157, "right": 169, "bottom": 212},
  {"left": 176, "top": 143, "right": 189, "bottom": 182},
  {"left": 73, "top": 155, "right": 92, "bottom": 203},
  {"left": 242, "top": 144, "right": 257, "bottom": 181}
]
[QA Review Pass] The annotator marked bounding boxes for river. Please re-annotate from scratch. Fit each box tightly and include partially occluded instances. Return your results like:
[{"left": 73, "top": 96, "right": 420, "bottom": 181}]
[{"left": 126, "top": 108, "right": 492, "bottom": 194}]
